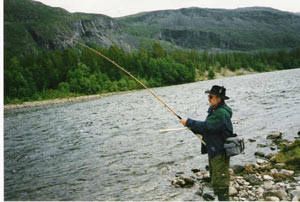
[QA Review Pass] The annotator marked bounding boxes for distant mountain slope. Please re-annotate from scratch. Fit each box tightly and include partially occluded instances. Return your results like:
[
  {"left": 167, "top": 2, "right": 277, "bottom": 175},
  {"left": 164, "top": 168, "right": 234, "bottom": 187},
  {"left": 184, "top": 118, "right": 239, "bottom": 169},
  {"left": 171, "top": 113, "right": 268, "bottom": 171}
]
[
  {"left": 4, "top": 0, "right": 136, "bottom": 54},
  {"left": 118, "top": 7, "right": 300, "bottom": 51},
  {"left": 4, "top": 0, "right": 300, "bottom": 55}
]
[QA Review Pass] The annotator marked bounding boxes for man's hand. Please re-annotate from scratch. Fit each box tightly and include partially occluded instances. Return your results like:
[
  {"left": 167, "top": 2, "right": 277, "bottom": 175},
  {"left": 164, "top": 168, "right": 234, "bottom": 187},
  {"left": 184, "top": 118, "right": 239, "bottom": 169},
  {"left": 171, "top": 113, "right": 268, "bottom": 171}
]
[{"left": 180, "top": 118, "right": 188, "bottom": 126}]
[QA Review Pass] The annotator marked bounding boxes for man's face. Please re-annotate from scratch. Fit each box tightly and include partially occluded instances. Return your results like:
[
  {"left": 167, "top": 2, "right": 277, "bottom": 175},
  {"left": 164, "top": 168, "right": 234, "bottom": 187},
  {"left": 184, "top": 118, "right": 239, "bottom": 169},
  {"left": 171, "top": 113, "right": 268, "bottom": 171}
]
[{"left": 208, "top": 94, "right": 221, "bottom": 107}]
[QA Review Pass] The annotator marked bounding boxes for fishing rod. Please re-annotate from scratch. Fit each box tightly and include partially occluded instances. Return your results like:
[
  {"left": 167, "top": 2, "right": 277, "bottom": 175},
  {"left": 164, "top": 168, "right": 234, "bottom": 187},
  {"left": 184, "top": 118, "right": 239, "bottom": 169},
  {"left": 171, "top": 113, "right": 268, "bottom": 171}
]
[
  {"left": 67, "top": 38, "right": 206, "bottom": 144},
  {"left": 76, "top": 41, "right": 182, "bottom": 120}
]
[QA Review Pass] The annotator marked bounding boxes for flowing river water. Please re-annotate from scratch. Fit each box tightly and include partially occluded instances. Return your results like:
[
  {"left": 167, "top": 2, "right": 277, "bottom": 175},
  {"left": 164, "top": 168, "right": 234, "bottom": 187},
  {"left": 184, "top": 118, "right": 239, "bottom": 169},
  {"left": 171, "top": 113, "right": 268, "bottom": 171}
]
[{"left": 4, "top": 69, "right": 300, "bottom": 200}]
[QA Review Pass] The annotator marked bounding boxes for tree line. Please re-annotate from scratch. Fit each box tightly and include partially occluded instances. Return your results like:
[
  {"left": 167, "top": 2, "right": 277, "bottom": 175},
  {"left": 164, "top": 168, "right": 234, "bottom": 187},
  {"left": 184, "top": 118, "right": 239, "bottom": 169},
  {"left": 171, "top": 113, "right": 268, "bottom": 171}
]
[{"left": 4, "top": 43, "right": 300, "bottom": 104}]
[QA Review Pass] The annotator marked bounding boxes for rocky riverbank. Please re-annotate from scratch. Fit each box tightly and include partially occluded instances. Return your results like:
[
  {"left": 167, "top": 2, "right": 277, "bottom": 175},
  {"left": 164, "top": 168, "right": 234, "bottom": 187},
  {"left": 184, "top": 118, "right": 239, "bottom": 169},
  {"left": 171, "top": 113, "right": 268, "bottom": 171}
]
[{"left": 171, "top": 132, "right": 300, "bottom": 201}]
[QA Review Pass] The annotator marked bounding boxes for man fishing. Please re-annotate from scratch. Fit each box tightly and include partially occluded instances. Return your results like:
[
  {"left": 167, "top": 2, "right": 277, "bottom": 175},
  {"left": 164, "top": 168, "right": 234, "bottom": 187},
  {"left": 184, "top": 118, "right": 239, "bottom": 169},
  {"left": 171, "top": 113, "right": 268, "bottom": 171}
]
[
  {"left": 76, "top": 42, "right": 234, "bottom": 200},
  {"left": 180, "top": 85, "right": 233, "bottom": 201}
]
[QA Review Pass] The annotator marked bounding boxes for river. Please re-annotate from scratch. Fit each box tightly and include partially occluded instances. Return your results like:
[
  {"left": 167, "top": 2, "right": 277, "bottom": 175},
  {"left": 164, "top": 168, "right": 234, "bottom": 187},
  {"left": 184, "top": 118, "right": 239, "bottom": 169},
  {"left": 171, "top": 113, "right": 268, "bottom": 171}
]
[{"left": 4, "top": 69, "right": 300, "bottom": 200}]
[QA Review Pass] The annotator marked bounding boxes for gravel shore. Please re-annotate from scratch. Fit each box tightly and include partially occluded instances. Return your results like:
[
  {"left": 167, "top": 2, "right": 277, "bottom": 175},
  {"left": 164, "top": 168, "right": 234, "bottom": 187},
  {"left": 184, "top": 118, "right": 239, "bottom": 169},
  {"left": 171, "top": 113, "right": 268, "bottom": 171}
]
[{"left": 4, "top": 90, "right": 135, "bottom": 111}]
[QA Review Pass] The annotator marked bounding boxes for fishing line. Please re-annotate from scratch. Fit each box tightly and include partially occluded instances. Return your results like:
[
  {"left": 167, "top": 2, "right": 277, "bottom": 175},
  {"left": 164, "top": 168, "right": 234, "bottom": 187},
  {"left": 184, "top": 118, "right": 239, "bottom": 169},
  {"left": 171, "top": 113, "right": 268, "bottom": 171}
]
[{"left": 66, "top": 38, "right": 205, "bottom": 144}]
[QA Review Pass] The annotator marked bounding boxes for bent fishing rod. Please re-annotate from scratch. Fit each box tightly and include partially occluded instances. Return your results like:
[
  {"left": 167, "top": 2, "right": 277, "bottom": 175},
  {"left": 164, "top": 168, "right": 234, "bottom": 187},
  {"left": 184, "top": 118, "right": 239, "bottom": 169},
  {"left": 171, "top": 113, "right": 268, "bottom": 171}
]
[{"left": 68, "top": 39, "right": 205, "bottom": 144}]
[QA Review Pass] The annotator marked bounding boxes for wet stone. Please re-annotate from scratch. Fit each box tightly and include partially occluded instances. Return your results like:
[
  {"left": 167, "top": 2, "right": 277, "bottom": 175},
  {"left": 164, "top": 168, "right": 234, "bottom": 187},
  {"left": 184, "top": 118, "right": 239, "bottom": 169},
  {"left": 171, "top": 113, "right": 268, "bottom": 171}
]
[
  {"left": 274, "top": 163, "right": 286, "bottom": 169},
  {"left": 267, "top": 132, "right": 283, "bottom": 140},
  {"left": 279, "top": 169, "right": 294, "bottom": 176},
  {"left": 191, "top": 168, "right": 201, "bottom": 173},
  {"left": 248, "top": 138, "right": 256, "bottom": 142},
  {"left": 256, "top": 158, "right": 268, "bottom": 165},
  {"left": 203, "top": 193, "right": 215, "bottom": 201},
  {"left": 263, "top": 175, "right": 274, "bottom": 181},
  {"left": 246, "top": 174, "right": 261, "bottom": 185},
  {"left": 265, "top": 196, "right": 280, "bottom": 201},
  {"left": 232, "top": 165, "right": 245, "bottom": 174},
  {"left": 257, "top": 143, "right": 268, "bottom": 148},
  {"left": 255, "top": 151, "right": 265, "bottom": 157},
  {"left": 229, "top": 186, "right": 238, "bottom": 196},
  {"left": 264, "top": 181, "right": 274, "bottom": 190},
  {"left": 195, "top": 187, "right": 203, "bottom": 196}
]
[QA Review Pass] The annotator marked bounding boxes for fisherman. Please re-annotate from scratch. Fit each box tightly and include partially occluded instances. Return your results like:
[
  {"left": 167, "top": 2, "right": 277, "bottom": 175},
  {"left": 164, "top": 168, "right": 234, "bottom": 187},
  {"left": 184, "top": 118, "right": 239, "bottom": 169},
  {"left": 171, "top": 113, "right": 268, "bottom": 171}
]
[{"left": 180, "top": 85, "right": 233, "bottom": 201}]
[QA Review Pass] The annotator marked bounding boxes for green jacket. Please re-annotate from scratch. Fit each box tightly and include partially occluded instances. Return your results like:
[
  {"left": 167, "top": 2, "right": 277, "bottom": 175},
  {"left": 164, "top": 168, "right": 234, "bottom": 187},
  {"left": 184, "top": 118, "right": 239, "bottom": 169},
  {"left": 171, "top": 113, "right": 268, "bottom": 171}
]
[{"left": 186, "top": 101, "right": 234, "bottom": 158}]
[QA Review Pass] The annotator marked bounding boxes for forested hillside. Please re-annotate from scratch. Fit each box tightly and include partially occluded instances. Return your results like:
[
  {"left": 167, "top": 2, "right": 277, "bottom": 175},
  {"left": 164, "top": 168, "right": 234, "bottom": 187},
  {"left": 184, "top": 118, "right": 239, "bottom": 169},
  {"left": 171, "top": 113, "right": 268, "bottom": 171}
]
[{"left": 5, "top": 43, "right": 300, "bottom": 104}]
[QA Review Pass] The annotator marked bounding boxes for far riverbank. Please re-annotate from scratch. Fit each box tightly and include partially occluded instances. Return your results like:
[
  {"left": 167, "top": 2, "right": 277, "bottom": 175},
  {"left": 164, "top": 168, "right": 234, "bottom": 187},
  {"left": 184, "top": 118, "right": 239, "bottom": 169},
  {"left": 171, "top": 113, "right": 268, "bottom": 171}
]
[{"left": 4, "top": 68, "right": 256, "bottom": 111}]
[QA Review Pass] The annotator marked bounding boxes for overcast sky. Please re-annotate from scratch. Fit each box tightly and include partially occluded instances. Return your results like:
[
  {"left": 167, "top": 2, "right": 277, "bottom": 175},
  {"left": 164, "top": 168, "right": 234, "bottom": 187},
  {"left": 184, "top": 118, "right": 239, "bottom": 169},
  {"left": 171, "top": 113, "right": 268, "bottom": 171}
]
[{"left": 34, "top": 0, "right": 300, "bottom": 17}]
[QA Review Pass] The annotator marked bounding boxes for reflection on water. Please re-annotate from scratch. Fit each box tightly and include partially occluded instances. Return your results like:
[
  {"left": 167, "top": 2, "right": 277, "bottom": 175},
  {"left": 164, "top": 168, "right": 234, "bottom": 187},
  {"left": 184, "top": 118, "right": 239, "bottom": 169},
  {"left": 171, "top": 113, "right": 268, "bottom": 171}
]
[{"left": 4, "top": 69, "right": 300, "bottom": 200}]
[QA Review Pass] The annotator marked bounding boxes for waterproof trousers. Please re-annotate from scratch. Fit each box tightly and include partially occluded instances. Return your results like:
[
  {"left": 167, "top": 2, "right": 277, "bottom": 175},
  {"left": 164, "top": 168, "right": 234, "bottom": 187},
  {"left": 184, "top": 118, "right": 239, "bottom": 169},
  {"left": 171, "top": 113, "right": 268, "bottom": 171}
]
[{"left": 208, "top": 153, "right": 230, "bottom": 201}]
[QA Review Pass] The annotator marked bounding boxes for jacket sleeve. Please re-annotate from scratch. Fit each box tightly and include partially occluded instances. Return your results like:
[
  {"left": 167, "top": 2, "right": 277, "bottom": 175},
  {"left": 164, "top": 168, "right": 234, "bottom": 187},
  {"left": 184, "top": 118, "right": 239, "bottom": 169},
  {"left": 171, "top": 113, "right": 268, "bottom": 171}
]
[{"left": 186, "top": 110, "right": 227, "bottom": 135}]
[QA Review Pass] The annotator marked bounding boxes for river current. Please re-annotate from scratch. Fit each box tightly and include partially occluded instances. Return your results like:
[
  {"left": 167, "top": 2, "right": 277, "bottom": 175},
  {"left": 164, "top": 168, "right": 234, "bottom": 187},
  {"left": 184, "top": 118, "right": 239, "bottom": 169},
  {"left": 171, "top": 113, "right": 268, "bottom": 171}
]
[{"left": 4, "top": 69, "right": 300, "bottom": 200}]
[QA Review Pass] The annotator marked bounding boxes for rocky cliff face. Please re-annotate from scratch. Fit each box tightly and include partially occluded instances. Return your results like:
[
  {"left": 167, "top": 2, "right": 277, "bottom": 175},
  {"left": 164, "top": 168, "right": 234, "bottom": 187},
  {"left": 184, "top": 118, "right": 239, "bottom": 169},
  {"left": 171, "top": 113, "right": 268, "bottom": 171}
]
[{"left": 4, "top": 0, "right": 300, "bottom": 55}]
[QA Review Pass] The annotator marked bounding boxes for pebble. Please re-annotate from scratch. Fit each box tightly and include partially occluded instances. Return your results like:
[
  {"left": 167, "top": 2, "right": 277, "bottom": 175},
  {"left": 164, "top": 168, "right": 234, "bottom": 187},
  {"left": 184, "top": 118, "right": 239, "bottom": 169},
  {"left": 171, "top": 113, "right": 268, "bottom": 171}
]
[
  {"left": 291, "top": 190, "right": 300, "bottom": 198},
  {"left": 254, "top": 151, "right": 265, "bottom": 157},
  {"left": 274, "top": 163, "right": 286, "bottom": 169},
  {"left": 263, "top": 175, "right": 274, "bottom": 180},
  {"left": 265, "top": 196, "right": 280, "bottom": 201},
  {"left": 203, "top": 193, "right": 215, "bottom": 201},
  {"left": 248, "top": 138, "right": 256, "bottom": 142},
  {"left": 175, "top": 171, "right": 184, "bottom": 177},
  {"left": 195, "top": 188, "right": 203, "bottom": 196},
  {"left": 264, "top": 181, "right": 274, "bottom": 190},
  {"left": 232, "top": 165, "right": 245, "bottom": 174},
  {"left": 257, "top": 143, "right": 268, "bottom": 148},
  {"left": 202, "top": 171, "right": 210, "bottom": 182},
  {"left": 246, "top": 174, "right": 261, "bottom": 185},
  {"left": 276, "top": 190, "right": 288, "bottom": 200},
  {"left": 256, "top": 158, "right": 268, "bottom": 165},
  {"left": 229, "top": 186, "right": 238, "bottom": 196},
  {"left": 270, "top": 168, "right": 278, "bottom": 174},
  {"left": 191, "top": 168, "right": 200, "bottom": 173},
  {"left": 267, "top": 133, "right": 282, "bottom": 140},
  {"left": 279, "top": 169, "right": 295, "bottom": 176}
]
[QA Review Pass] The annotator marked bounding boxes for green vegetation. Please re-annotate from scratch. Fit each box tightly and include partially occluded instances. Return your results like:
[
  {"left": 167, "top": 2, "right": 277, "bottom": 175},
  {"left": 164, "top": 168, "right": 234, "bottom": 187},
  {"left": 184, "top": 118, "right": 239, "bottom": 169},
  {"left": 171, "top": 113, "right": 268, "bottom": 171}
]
[
  {"left": 274, "top": 139, "right": 300, "bottom": 170},
  {"left": 4, "top": 42, "right": 300, "bottom": 104}
]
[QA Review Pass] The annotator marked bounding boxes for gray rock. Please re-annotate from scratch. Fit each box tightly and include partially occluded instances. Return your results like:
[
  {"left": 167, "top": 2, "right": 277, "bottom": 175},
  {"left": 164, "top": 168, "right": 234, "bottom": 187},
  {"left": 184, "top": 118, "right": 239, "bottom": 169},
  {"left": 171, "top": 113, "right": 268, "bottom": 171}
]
[
  {"left": 264, "top": 190, "right": 287, "bottom": 200},
  {"left": 274, "top": 163, "right": 286, "bottom": 169},
  {"left": 195, "top": 187, "right": 203, "bottom": 196},
  {"left": 270, "top": 168, "right": 278, "bottom": 174},
  {"left": 271, "top": 146, "right": 277, "bottom": 150},
  {"left": 265, "top": 196, "right": 280, "bottom": 201},
  {"left": 257, "top": 143, "right": 268, "bottom": 148},
  {"left": 291, "top": 190, "right": 300, "bottom": 198},
  {"left": 276, "top": 190, "right": 288, "bottom": 200},
  {"left": 179, "top": 175, "right": 195, "bottom": 186},
  {"left": 264, "top": 181, "right": 274, "bottom": 190},
  {"left": 255, "top": 151, "right": 265, "bottom": 157},
  {"left": 232, "top": 165, "right": 245, "bottom": 174},
  {"left": 175, "top": 171, "right": 184, "bottom": 177},
  {"left": 248, "top": 138, "right": 256, "bottom": 142},
  {"left": 267, "top": 133, "right": 283, "bottom": 140},
  {"left": 279, "top": 169, "right": 295, "bottom": 176},
  {"left": 246, "top": 174, "right": 261, "bottom": 185},
  {"left": 256, "top": 158, "right": 268, "bottom": 165},
  {"left": 191, "top": 168, "right": 201, "bottom": 173},
  {"left": 233, "top": 197, "right": 239, "bottom": 201},
  {"left": 203, "top": 193, "right": 215, "bottom": 201},
  {"left": 229, "top": 186, "right": 238, "bottom": 196},
  {"left": 202, "top": 171, "right": 210, "bottom": 182},
  {"left": 263, "top": 175, "right": 274, "bottom": 181},
  {"left": 292, "top": 196, "right": 299, "bottom": 201}
]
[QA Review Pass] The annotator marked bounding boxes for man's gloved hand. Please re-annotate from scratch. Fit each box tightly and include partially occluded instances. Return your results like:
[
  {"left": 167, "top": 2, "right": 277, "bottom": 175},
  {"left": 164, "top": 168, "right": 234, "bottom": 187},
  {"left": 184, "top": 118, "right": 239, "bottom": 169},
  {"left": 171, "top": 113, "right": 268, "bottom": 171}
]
[{"left": 180, "top": 118, "right": 188, "bottom": 126}]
